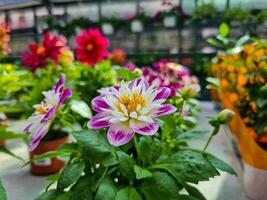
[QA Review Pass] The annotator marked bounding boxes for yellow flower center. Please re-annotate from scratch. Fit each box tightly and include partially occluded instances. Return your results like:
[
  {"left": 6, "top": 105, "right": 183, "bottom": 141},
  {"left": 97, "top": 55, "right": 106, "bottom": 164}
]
[
  {"left": 117, "top": 93, "right": 145, "bottom": 114},
  {"left": 37, "top": 46, "right": 45, "bottom": 54},
  {"left": 35, "top": 103, "right": 49, "bottom": 114},
  {"left": 87, "top": 43, "right": 94, "bottom": 51}
]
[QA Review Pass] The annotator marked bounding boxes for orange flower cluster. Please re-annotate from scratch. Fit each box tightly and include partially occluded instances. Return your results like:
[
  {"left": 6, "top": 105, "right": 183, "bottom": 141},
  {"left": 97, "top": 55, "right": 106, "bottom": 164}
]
[
  {"left": 0, "top": 23, "right": 10, "bottom": 56},
  {"left": 211, "top": 42, "right": 267, "bottom": 140}
]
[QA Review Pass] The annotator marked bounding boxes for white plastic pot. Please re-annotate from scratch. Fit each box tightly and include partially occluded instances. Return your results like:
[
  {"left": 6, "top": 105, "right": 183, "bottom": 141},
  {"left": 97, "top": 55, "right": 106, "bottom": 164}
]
[
  {"left": 131, "top": 20, "right": 143, "bottom": 33},
  {"left": 243, "top": 163, "right": 267, "bottom": 200},
  {"left": 101, "top": 23, "right": 114, "bottom": 35},
  {"left": 163, "top": 16, "right": 176, "bottom": 28}
]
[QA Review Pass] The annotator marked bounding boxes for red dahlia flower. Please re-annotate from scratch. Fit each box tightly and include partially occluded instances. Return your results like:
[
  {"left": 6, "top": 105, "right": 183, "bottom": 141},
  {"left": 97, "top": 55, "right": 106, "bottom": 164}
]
[
  {"left": 74, "top": 28, "right": 109, "bottom": 66},
  {"left": 21, "top": 32, "right": 70, "bottom": 72}
]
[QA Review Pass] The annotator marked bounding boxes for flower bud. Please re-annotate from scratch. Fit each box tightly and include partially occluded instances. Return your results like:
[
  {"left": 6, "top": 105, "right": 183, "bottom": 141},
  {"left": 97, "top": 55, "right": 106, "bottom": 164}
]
[{"left": 217, "top": 109, "right": 235, "bottom": 124}]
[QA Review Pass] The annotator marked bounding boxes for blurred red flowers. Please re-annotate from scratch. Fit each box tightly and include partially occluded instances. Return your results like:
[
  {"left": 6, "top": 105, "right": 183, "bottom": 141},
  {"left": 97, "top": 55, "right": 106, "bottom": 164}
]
[
  {"left": 108, "top": 48, "right": 126, "bottom": 65},
  {"left": 74, "top": 28, "right": 109, "bottom": 66},
  {"left": 21, "top": 32, "right": 70, "bottom": 72}
]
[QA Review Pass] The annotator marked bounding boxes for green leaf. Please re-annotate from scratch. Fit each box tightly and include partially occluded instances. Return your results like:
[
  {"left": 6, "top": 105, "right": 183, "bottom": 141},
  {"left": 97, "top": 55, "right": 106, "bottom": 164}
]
[
  {"left": 95, "top": 177, "right": 117, "bottom": 200},
  {"left": 115, "top": 187, "right": 142, "bottom": 200},
  {"left": 177, "top": 130, "right": 209, "bottom": 142},
  {"left": 219, "top": 23, "right": 229, "bottom": 37},
  {"left": 35, "top": 190, "right": 57, "bottom": 200},
  {"left": 140, "top": 171, "right": 182, "bottom": 200},
  {"left": 57, "top": 161, "right": 85, "bottom": 191},
  {"left": 206, "top": 38, "right": 223, "bottom": 48},
  {"left": 0, "top": 126, "right": 27, "bottom": 140},
  {"left": 134, "top": 165, "right": 152, "bottom": 180},
  {"left": 0, "top": 146, "right": 24, "bottom": 161},
  {"left": 0, "top": 180, "right": 7, "bottom": 200},
  {"left": 70, "top": 176, "right": 93, "bottom": 200},
  {"left": 152, "top": 150, "right": 219, "bottom": 183},
  {"left": 117, "top": 151, "right": 135, "bottom": 180},
  {"left": 139, "top": 136, "right": 161, "bottom": 166},
  {"left": 115, "top": 68, "right": 140, "bottom": 81},
  {"left": 23, "top": 150, "right": 73, "bottom": 167},
  {"left": 235, "top": 35, "right": 250, "bottom": 47},
  {"left": 183, "top": 183, "right": 206, "bottom": 200},
  {"left": 205, "top": 153, "right": 236, "bottom": 175},
  {"left": 71, "top": 130, "right": 114, "bottom": 163},
  {"left": 70, "top": 100, "right": 92, "bottom": 119}
]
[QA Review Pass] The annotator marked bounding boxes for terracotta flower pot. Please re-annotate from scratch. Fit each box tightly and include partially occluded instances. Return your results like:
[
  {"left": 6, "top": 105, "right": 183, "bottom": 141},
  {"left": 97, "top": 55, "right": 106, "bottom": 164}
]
[
  {"left": 0, "top": 140, "right": 5, "bottom": 147},
  {"left": 30, "top": 136, "right": 68, "bottom": 176}
]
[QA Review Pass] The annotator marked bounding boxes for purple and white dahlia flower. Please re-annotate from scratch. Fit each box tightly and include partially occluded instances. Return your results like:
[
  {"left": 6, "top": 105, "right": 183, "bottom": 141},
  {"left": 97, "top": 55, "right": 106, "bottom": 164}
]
[
  {"left": 88, "top": 78, "right": 177, "bottom": 146},
  {"left": 24, "top": 75, "right": 72, "bottom": 151}
]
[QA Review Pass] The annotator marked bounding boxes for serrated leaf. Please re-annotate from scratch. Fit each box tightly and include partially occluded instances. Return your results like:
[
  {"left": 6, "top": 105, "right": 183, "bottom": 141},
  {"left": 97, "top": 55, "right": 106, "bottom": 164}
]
[
  {"left": 71, "top": 130, "right": 114, "bottom": 163},
  {"left": 219, "top": 23, "right": 229, "bottom": 37},
  {"left": 139, "top": 136, "right": 161, "bottom": 166},
  {"left": 95, "top": 177, "right": 117, "bottom": 200},
  {"left": 0, "top": 180, "right": 7, "bottom": 200},
  {"left": 140, "top": 171, "right": 182, "bottom": 200},
  {"left": 70, "top": 176, "right": 93, "bottom": 200},
  {"left": 177, "top": 130, "right": 209, "bottom": 142},
  {"left": 57, "top": 161, "right": 85, "bottom": 191},
  {"left": 115, "top": 187, "right": 142, "bottom": 200},
  {"left": 134, "top": 165, "right": 152, "bottom": 180},
  {"left": 117, "top": 151, "right": 135, "bottom": 180},
  {"left": 152, "top": 150, "right": 219, "bottom": 183},
  {"left": 183, "top": 183, "right": 206, "bottom": 200},
  {"left": 205, "top": 153, "right": 236, "bottom": 175}
]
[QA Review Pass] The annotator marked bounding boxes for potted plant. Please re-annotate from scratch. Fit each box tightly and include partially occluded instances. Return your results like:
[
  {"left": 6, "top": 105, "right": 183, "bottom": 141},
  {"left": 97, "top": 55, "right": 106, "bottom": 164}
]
[
  {"left": 34, "top": 76, "right": 236, "bottom": 199},
  {"left": 192, "top": 3, "right": 217, "bottom": 24},
  {"left": 222, "top": 7, "right": 251, "bottom": 27},
  {"left": 125, "top": 11, "right": 149, "bottom": 33},
  {"left": 155, "top": 4, "right": 187, "bottom": 28},
  {"left": 210, "top": 39, "right": 267, "bottom": 200},
  {"left": 24, "top": 75, "right": 72, "bottom": 175},
  {"left": 257, "top": 9, "right": 267, "bottom": 27}
]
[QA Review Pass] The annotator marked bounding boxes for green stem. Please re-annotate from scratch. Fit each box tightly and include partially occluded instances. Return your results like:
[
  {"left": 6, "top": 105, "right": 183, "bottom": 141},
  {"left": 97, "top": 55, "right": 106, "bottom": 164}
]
[
  {"left": 203, "top": 125, "right": 220, "bottom": 152},
  {"left": 134, "top": 135, "right": 141, "bottom": 164}
]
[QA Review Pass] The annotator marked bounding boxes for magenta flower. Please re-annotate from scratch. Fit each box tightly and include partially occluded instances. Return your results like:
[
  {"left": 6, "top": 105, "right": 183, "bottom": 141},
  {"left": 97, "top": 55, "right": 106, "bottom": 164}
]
[
  {"left": 88, "top": 78, "right": 177, "bottom": 146},
  {"left": 142, "top": 60, "right": 199, "bottom": 97},
  {"left": 24, "top": 75, "right": 72, "bottom": 151}
]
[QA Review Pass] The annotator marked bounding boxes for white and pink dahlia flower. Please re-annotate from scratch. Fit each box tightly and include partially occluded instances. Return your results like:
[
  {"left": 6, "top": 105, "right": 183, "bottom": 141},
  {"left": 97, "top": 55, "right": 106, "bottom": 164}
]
[
  {"left": 88, "top": 78, "right": 177, "bottom": 146},
  {"left": 24, "top": 75, "right": 72, "bottom": 151}
]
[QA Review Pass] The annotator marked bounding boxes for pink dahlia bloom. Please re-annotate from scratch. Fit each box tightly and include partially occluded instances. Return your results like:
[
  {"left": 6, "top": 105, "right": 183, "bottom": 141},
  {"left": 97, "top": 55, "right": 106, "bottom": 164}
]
[
  {"left": 142, "top": 60, "right": 199, "bottom": 97},
  {"left": 74, "top": 28, "right": 109, "bottom": 66},
  {"left": 24, "top": 75, "right": 72, "bottom": 151},
  {"left": 88, "top": 78, "right": 177, "bottom": 146},
  {"left": 21, "top": 32, "right": 70, "bottom": 72}
]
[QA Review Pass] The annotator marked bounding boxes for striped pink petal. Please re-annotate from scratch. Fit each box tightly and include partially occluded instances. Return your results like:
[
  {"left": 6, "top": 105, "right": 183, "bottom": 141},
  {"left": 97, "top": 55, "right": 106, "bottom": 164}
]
[
  {"left": 88, "top": 112, "right": 111, "bottom": 129},
  {"left": 154, "top": 104, "right": 177, "bottom": 117},
  {"left": 41, "top": 106, "right": 56, "bottom": 123},
  {"left": 130, "top": 120, "right": 159, "bottom": 135},
  {"left": 92, "top": 96, "right": 110, "bottom": 112},
  {"left": 59, "top": 88, "right": 72, "bottom": 104},
  {"left": 29, "top": 127, "right": 47, "bottom": 151},
  {"left": 154, "top": 87, "right": 171, "bottom": 101},
  {"left": 107, "top": 124, "right": 134, "bottom": 146}
]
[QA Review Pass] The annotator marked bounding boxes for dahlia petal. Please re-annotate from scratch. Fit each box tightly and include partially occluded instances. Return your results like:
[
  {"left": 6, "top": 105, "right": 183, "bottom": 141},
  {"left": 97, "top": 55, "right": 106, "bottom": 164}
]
[
  {"left": 54, "top": 75, "right": 65, "bottom": 93},
  {"left": 24, "top": 123, "right": 33, "bottom": 132},
  {"left": 88, "top": 112, "right": 111, "bottom": 129},
  {"left": 128, "top": 78, "right": 149, "bottom": 90},
  {"left": 41, "top": 106, "right": 56, "bottom": 123},
  {"left": 154, "top": 87, "right": 171, "bottom": 101},
  {"left": 59, "top": 88, "right": 72, "bottom": 104},
  {"left": 130, "top": 120, "right": 159, "bottom": 135},
  {"left": 92, "top": 96, "right": 110, "bottom": 112},
  {"left": 29, "top": 127, "right": 47, "bottom": 151},
  {"left": 154, "top": 104, "right": 177, "bottom": 117},
  {"left": 107, "top": 124, "right": 134, "bottom": 146}
]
